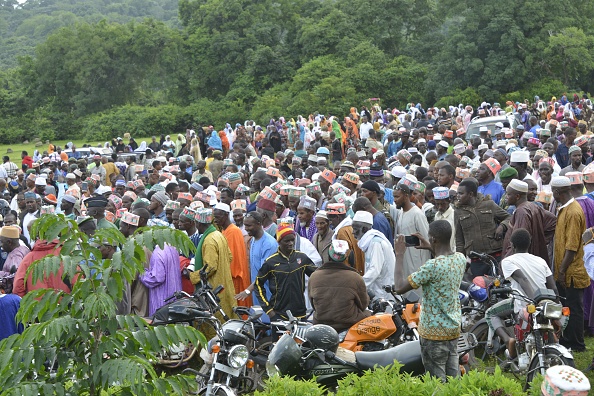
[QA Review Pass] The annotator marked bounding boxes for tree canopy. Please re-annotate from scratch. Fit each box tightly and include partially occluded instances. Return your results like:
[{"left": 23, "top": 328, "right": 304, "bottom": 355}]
[{"left": 1, "top": 0, "right": 594, "bottom": 142}]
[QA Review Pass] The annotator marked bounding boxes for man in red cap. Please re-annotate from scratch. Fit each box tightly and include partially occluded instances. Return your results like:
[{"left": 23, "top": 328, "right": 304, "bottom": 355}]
[
  {"left": 256, "top": 198, "right": 277, "bottom": 237},
  {"left": 254, "top": 224, "right": 316, "bottom": 321}
]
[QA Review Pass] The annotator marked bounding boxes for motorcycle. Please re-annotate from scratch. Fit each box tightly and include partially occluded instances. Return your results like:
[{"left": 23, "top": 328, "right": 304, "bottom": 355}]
[
  {"left": 459, "top": 251, "right": 508, "bottom": 332},
  {"left": 266, "top": 311, "right": 477, "bottom": 388},
  {"left": 338, "top": 288, "right": 421, "bottom": 352},
  {"left": 470, "top": 286, "right": 573, "bottom": 390}
]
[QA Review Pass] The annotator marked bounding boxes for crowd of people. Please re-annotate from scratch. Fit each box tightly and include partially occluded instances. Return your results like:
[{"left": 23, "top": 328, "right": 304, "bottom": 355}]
[{"left": 2, "top": 95, "right": 594, "bottom": 387}]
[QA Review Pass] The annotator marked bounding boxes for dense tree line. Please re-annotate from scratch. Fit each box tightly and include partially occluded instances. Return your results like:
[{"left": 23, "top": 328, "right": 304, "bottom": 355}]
[{"left": 1, "top": 0, "right": 594, "bottom": 143}]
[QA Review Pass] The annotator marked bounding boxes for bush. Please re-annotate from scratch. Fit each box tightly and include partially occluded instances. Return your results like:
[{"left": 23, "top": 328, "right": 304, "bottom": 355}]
[{"left": 258, "top": 365, "right": 526, "bottom": 396}]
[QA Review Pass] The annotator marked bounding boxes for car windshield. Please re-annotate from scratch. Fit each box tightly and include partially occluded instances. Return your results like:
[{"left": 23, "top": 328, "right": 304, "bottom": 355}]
[{"left": 466, "top": 122, "right": 499, "bottom": 140}]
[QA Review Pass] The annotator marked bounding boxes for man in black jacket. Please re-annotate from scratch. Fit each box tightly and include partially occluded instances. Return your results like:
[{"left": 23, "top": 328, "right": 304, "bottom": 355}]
[{"left": 255, "top": 224, "right": 316, "bottom": 320}]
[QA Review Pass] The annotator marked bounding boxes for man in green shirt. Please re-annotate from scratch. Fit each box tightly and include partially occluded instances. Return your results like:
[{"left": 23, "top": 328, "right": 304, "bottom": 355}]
[{"left": 392, "top": 220, "right": 466, "bottom": 381}]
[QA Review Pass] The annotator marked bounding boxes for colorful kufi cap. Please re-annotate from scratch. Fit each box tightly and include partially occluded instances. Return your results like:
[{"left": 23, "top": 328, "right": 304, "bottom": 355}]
[
  {"left": 195, "top": 192, "right": 211, "bottom": 204},
  {"left": 189, "top": 200, "right": 205, "bottom": 210},
  {"left": 566, "top": 171, "right": 583, "bottom": 185},
  {"left": 266, "top": 167, "right": 282, "bottom": 178},
  {"left": 433, "top": 187, "right": 450, "bottom": 200},
  {"left": 583, "top": 165, "right": 594, "bottom": 183},
  {"left": 126, "top": 181, "right": 135, "bottom": 189},
  {"left": 104, "top": 210, "right": 116, "bottom": 223},
  {"left": 124, "top": 191, "right": 137, "bottom": 201},
  {"left": 539, "top": 157, "right": 555, "bottom": 167},
  {"left": 330, "top": 183, "right": 350, "bottom": 195},
  {"left": 326, "top": 203, "right": 347, "bottom": 215},
  {"left": 134, "top": 164, "right": 144, "bottom": 173},
  {"left": 288, "top": 186, "right": 306, "bottom": 198},
  {"left": 133, "top": 179, "right": 145, "bottom": 189},
  {"left": 456, "top": 128, "right": 466, "bottom": 136},
  {"left": 235, "top": 184, "right": 250, "bottom": 194},
  {"left": 415, "top": 182, "right": 426, "bottom": 193},
  {"left": 568, "top": 145, "right": 582, "bottom": 155},
  {"left": 291, "top": 177, "right": 307, "bottom": 187},
  {"left": 276, "top": 224, "right": 296, "bottom": 241},
  {"left": 343, "top": 172, "right": 360, "bottom": 184},
  {"left": 575, "top": 135, "right": 589, "bottom": 147},
  {"left": 297, "top": 195, "right": 317, "bottom": 211},
  {"left": 329, "top": 239, "right": 349, "bottom": 262},
  {"left": 231, "top": 199, "right": 247, "bottom": 212},
  {"left": 357, "top": 166, "right": 370, "bottom": 176},
  {"left": 455, "top": 167, "right": 470, "bottom": 179},
  {"left": 256, "top": 198, "right": 276, "bottom": 212},
  {"left": 223, "top": 158, "right": 234, "bottom": 166},
  {"left": 522, "top": 132, "right": 534, "bottom": 139},
  {"left": 274, "top": 195, "right": 284, "bottom": 206},
  {"left": 483, "top": 157, "right": 501, "bottom": 175},
  {"left": 43, "top": 194, "right": 58, "bottom": 205},
  {"left": 108, "top": 194, "right": 123, "bottom": 209},
  {"left": 169, "top": 165, "right": 180, "bottom": 173},
  {"left": 333, "top": 193, "right": 348, "bottom": 205},
  {"left": 115, "top": 179, "right": 126, "bottom": 187},
  {"left": 40, "top": 205, "right": 55, "bottom": 215},
  {"left": 265, "top": 159, "right": 276, "bottom": 168},
  {"left": 560, "top": 121, "right": 569, "bottom": 127},
  {"left": 444, "top": 130, "right": 454, "bottom": 139},
  {"left": 320, "top": 169, "right": 336, "bottom": 183},
  {"left": 397, "top": 149, "right": 412, "bottom": 160},
  {"left": 356, "top": 160, "right": 371, "bottom": 168},
  {"left": 148, "top": 218, "right": 169, "bottom": 227},
  {"left": 195, "top": 208, "right": 213, "bottom": 224},
  {"left": 165, "top": 200, "right": 181, "bottom": 210},
  {"left": 528, "top": 137, "right": 541, "bottom": 146},
  {"left": 541, "top": 364, "right": 590, "bottom": 396},
  {"left": 116, "top": 208, "right": 128, "bottom": 218},
  {"left": 398, "top": 175, "right": 417, "bottom": 190},
  {"left": 341, "top": 161, "right": 356, "bottom": 170},
  {"left": 259, "top": 186, "right": 278, "bottom": 201},
  {"left": 280, "top": 185, "right": 294, "bottom": 196},
  {"left": 121, "top": 211, "right": 140, "bottom": 226},
  {"left": 536, "top": 191, "right": 553, "bottom": 204},
  {"left": 292, "top": 156, "right": 302, "bottom": 164},
  {"left": 228, "top": 172, "right": 242, "bottom": 183},
  {"left": 356, "top": 150, "right": 366, "bottom": 158},
  {"left": 177, "top": 192, "right": 193, "bottom": 202},
  {"left": 540, "top": 128, "right": 551, "bottom": 137},
  {"left": 181, "top": 207, "right": 197, "bottom": 221},
  {"left": 306, "top": 181, "right": 322, "bottom": 194}
]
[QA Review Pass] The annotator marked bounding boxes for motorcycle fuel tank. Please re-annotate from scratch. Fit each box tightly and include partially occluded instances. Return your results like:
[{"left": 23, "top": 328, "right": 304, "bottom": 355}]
[{"left": 340, "top": 313, "right": 397, "bottom": 351}]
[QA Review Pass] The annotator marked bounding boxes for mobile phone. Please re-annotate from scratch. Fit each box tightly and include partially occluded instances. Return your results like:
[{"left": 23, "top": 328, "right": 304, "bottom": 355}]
[
  {"left": 82, "top": 182, "right": 88, "bottom": 191},
  {"left": 405, "top": 235, "right": 420, "bottom": 247}
]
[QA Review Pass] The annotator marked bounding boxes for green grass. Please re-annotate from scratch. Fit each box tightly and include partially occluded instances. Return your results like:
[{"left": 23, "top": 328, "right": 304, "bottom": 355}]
[{"left": 0, "top": 137, "right": 154, "bottom": 168}]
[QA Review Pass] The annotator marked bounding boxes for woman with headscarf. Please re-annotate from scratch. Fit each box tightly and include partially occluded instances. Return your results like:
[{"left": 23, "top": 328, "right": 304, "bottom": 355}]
[
  {"left": 344, "top": 117, "right": 359, "bottom": 147},
  {"left": 129, "top": 138, "right": 138, "bottom": 151},
  {"left": 190, "top": 138, "right": 203, "bottom": 163},
  {"left": 175, "top": 134, "right": 186, "bottom": 156},
  {"left": 134, "top": 141, "right": 147, "bottom": 153},
  {"left": 219, "top": 131, "right": 230, "bottom": 157},
  {"left": 207, "top": 130, "right": 222, "bottom": 151}
]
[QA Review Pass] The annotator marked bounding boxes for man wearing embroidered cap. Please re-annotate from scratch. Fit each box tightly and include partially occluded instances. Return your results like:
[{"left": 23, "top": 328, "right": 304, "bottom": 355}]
[
  {"left": 432, "top": 187, "right": 455, "bottom": 251},
  {"left": 560, "top": 145, "right": 585, "bottom": 176},
  {"left": 502, "top": 179, "right": 556, "bottom": 266},
  {"left": 295, "top": 195, "right": 317, "bottom": 242},
  {"left": 477, "top": 158, "right": 505, "bottom": 205},
  {"left": 189, "top": 208, "right": 237, "bottom": 320},
  {"left": 60, "top": 194, "right": 77, "bottom": 220},
  {"left": 213, "top": 202, "right": 251, "bottom": 307},
  {"left": 352, "top": 210, "right": 394, "bottom": 301},
  {"left": 254, "top": 223, "right": 316, "bottom": 320},
  {"left": 551, "top": 175, "right": 588, "bottom": 352},
  {"left": 0, "top": 226, "right": 30, "bottom": 274},
  {"left": 327, "top": 203, "right": 365, "bottom": 275},
  {"left": 256, "top": 198, "right": 277, "bottom": 238},
  {"left": 148, "top": 191, "right": 169, "bottom": 223}
]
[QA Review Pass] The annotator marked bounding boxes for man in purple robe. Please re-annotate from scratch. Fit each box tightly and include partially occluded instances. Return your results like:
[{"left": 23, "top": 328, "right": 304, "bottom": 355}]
[{"left": 140, "top": 245, "right": 182, "bottom": 316}]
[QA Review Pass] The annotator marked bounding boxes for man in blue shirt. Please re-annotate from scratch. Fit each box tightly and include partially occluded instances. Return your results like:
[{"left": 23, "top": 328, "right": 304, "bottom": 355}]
[
  {"left": 477, "top": 158, "right": 505, "bottom": 205},
  {"left": 352, "top": 193, "right": 394, "bottom": 248},
  {"left": 0, "top": 275, "right": 22, "bottom": 340}
]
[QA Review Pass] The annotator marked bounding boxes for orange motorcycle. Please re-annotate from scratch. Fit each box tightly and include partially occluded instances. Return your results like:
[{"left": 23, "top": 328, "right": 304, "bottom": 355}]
[{"left": 339, "top": 288, "right": 421, "bottom": 352}]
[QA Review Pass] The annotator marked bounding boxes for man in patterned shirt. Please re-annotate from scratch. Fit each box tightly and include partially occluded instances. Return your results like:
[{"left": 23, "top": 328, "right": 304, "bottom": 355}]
[{"left": 391, "top": 220, "right": 466, "bottom": 381}]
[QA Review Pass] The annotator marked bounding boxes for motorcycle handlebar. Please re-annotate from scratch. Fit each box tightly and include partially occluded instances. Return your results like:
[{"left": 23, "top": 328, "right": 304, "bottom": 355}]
[{"left": 491, "top": 287, "right": 513, "bottom": 295}]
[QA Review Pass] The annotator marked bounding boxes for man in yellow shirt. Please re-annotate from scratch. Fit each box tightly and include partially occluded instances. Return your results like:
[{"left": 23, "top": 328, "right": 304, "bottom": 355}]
[{"left": 102, "top": 157, "right": 120, "bottom": 187}]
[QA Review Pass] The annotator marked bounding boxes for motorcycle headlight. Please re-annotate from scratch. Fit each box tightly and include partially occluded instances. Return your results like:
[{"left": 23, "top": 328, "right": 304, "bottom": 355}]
[
  {"left": 543, "top": 302, "right": 563, "bottom": 320},
  {"left": 227, "top": 344, "right": 249, "bottom": 369}
]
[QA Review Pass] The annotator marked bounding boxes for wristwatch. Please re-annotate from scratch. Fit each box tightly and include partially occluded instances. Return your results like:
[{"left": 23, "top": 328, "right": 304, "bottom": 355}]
[{"left": 244, "top": 289, "right": 251, "bottom": 295}]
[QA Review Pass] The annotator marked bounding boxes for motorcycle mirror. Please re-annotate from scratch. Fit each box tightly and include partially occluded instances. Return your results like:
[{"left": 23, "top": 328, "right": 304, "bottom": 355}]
[
  {"left": 249, "top": 312, "right": 263, "bottom": 322},
  {"left": 405, "top": 291, "right": 420, "bottom": 304},
  {"left": 213, "top": 285, "right": 224, "bottom": 295}
]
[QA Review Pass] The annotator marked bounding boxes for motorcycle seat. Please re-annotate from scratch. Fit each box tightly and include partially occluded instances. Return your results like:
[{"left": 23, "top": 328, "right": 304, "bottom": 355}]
[{"left": 355, "top": 340, "right": 424, "bottom": 375}]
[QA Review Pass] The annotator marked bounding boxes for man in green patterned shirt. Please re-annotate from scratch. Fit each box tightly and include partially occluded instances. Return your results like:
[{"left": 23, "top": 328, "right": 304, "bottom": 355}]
[{"left": 392, "top": 220, "right": 466, "bottom": 381}]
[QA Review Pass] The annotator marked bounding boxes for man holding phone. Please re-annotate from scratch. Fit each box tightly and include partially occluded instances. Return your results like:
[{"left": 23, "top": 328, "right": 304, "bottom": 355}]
[{"left": 392, "top": 220, "right": 466, "bottom": 381}]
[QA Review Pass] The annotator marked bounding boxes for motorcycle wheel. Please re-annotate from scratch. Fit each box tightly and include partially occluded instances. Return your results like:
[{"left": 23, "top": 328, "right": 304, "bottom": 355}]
[
  {"left": 470, "top": 322, "right": 508, "bottom": 364},
  {"left": 198, "top": 387, "right": 234, "bottom": 396},
  {"left": 524, "top": 347, "right": 575, "bottom": 390},
  {"left": 254, "top": 336, "right": 274, "bottom": 390}
]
